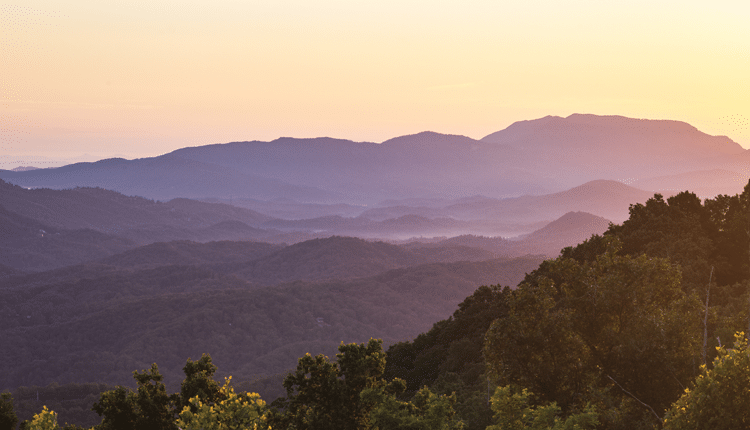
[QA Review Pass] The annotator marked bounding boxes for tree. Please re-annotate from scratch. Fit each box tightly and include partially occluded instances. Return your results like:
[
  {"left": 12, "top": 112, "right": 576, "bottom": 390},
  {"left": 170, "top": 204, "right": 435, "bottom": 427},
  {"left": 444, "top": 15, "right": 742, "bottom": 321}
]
[
  {"left": 606, "top": 192, "right": 715, "bottom": 291},
  {"left": 180, "top": 354, "right": 221, "bottom": 411},
  {"left": 269, "top": 339, "right": 391, "bottom": 430},
  {"left": 486, "top": 386, "right": 597, "bottom": 430},
  {"left": 385, "top": 285, "right": 512, "bottom": 393},
  {"left": 484, "top": 238, "right": 702, "bottom": 426},
  {"left": 90, "top": 386, "right": 138, "bottom": 430},
  {"left": 663, "top": 332, "right": 750, "bottom": 429},
  {"left": 92, "top": 355, "right": 225, "bottom": 430},
  {"left": 92, "top": 364, "right": 179, "bottom": 430},
  {"left": 21, "top": 406, "right": 88, "bottom": 430},
  {"left": 176, "top": 377, "right": 269, "bottom": 430},
  {"left": 0, "top": 392, "right": 18, "bottom": 430},
  {"left": 363, "top": 384, "right": 464, "bottom": 430},
  {"left": 384, "top": 285, "right": 512, "bottom": 430},
  {"left": 26, "top": 406, "right": 58, "bottom": 430}
]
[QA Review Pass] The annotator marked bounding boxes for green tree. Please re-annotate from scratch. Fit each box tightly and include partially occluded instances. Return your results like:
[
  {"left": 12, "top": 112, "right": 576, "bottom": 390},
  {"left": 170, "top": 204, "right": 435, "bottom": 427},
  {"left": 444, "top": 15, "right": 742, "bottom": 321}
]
[
  {"left": 663, "top": 332, "right": 750, "bottom": 429},
  {"left": 21, "top": 406, "right": 88, "bottom": 430},
  {"left": 606, "top": 192, "right": 715, "bottom": 291},
  {"left": 90, "top": 387, "right": 138, "bottom": 430},
  {"left": 92, "top": 364, "right": 179, "bottom": 430},
  {"left": 363, "top": 384, "right": 464, "bottom": 430},
  {"left": 486, "top": 386, "right": 597, "bottom": 430},
  {"left": 176, "top": 377, "right": 269, "bottom": 430},
  {"left": 26, "top": 406, "right": 58, "bottom": 430},
  {"left": 269, "top": 339, "right": 390, "bottom": 430},
  {"left": 180, "top": 354, "right": 221, "bottom": 411},
  {"left": 92, "top": 355, "right": 225, "bottom": 430},
  {"left": 0, "top": 392, "right": 19, "bottom": 430},
  {"left": 485, "top": 238, "right": 701, "bottom": 426},
  {"left": 384, "top": 285, "right": 512, "bottom": 430},
  {"left": 385, "top": 285, "right": 512, "bottom": 393}
]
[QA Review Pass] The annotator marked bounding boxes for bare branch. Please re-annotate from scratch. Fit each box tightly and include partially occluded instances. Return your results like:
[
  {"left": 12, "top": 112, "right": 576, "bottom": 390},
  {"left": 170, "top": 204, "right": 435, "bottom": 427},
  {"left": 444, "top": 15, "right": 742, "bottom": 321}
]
[
  {"left": 703, "top": 266, "right": 714, "bottom": 366},
  {"left": 606, "top": 374, "right": 661, "bottom": 422}
]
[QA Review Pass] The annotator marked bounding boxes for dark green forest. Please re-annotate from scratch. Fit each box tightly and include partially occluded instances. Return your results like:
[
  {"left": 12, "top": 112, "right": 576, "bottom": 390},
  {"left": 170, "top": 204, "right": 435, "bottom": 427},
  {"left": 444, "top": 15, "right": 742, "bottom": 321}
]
[
  {"left": 384, "top": 185, "right": 750, "bottom": 429},
  {"left": 6, "top": 184, "right": 750, "bottom": 429}
]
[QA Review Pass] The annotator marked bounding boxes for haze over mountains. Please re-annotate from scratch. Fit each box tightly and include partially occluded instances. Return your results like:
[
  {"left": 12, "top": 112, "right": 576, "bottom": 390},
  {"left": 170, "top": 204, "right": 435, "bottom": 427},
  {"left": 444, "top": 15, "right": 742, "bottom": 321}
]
[
  {"left": 3, "top": 113, "right": 746, "bottom": 272},
  {"left": 2, "top": 114, "right": 746, "bottom": 205},
  {"left": 0, "top": 177, "right": 612, "bottom": 272},
  {"left": 3, "top": 113, "right": 749, "bottom": 422}
]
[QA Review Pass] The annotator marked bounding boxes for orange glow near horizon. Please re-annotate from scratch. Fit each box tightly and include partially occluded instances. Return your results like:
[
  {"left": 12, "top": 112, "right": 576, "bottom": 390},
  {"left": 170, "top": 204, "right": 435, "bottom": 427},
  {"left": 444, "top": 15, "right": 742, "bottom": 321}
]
[{"left": 1, "top": 1, "right": 749, "bottom": 166}]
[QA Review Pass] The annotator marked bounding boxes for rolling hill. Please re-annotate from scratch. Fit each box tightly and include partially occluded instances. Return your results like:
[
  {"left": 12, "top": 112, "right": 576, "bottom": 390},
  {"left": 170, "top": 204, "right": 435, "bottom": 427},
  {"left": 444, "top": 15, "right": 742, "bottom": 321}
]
[{"left": 0, "top": 239, "right": 544, "bottom": 392}]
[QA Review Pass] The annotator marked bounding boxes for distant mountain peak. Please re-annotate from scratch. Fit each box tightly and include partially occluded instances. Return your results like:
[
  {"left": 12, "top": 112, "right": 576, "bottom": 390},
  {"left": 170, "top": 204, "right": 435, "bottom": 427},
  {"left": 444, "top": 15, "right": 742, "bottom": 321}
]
[
  {"left": 380, "top": 131, "right": 477, "bottom": 146},
  {"left": 481, "top": 114, "right": 744, "bottom": 160},
  {"left": 566, "top": 179, "right": 644, "bottom": 192},
  {"left": 269, "top": 136, "right": 368, "bottom": 146},
  {"left": 10, "top": 166, "right": 40, "bottom": 172}
]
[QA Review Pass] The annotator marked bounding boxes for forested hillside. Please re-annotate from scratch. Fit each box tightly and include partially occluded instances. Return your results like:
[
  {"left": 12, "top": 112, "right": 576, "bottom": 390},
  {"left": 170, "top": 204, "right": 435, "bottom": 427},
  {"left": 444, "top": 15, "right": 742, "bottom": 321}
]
[
  {"left": 0, "top": 236, "right": 544, "bottom": 392},
  {"left": 385, "top": 182, "right": 750, "bottom": 429},
  {"left": 7, "top": 180, "right": 750, "bottom": 429}
]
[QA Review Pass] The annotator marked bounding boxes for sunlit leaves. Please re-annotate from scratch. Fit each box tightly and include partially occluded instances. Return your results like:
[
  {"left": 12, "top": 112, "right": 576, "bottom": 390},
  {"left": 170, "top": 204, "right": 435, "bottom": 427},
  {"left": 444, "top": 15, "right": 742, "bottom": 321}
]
[
  {"left": 663, "top": 332, "right": 750, "bottom": 429},
  {"left": 486, "top": 386, "right": 598, "bottom": 430},
  {"left": 176, "top": 377, "right": 269, "bottom": 430},
  {"left": 26, "top": 406, "right": 59, "bottom": 430}
]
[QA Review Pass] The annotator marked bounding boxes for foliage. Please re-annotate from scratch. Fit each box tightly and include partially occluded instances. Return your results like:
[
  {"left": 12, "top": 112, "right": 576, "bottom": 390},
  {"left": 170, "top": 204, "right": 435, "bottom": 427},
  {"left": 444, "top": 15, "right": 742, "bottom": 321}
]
[
  {"left": 0, "top": 392, "right": 18, "bottom": 430},
  {"left": 663, "top": 332, "right": 750, "bottom": 429},
  {"left": 385, "top": 285, "right": 513, "bottom": 429},
  {"left": 89, "top": 387, "right": 138, "bottom": 430},
  {"left": 1, "top": 252, "right": 541, "bottom": 393},
  {"left": 606, "top": 192, "right": 715, "bottom": 291},
  {"left": 269, "top": 339, "right": 390, "bottom": 430},
  {"left": 176, "top": 377, "right": 269, "bottom": 430},
  {"left": 26, "top": 406, "right": 59, "bottom": 430},
  {"left": 270, "top": 339, "right": 464, "bottom": 430},
  {"left": 179, "top": 354, "right": 221, "bottom": 411},
  {"left": 364, "top": 385, "right": 464, "bottom": 430},
  {"left": 385, "top": 285, "right": 512, "bottom": 391},
  {"left": 10, "top": 383, "right": 112, "bottom": 429},
  {"left": 486, "top": 386, "right": 598, "bottom": 430},
  {"left": 559, "top": 186, "right": 750, "bottom": 364},
  {"left": 485, "top": 237, "right": 702, "bottom": 426},
  {"left": 600, "top": 186, "right": 750, "bottom": 297},
  {"left": 92, "top": 363, "right": 179, "bottom": 430}
]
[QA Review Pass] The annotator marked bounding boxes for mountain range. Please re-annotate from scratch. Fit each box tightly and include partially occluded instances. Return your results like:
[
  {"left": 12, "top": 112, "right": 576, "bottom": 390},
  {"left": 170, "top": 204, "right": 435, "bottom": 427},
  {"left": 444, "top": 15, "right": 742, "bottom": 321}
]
[
  {"left": 0, "top": 177, "right": 617, "bottom": 272},
  {"left": 0, "top": 234, "right": 546, "bottom": 392},
  {"left": 3, "top": 112, "right": 748, "bottom": 424},
  {"left": 2, "top": 114, "right": 746, "bottom": 205}
]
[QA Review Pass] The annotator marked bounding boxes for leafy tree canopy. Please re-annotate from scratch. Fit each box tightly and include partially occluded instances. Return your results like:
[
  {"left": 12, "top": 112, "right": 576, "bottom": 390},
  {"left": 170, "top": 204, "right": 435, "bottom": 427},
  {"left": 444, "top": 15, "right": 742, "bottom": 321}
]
[
  {"left": 363, "top": 385, "right": 464, "bottom": 430},
  {"left": 0, "top": 393, "right": 18, "bottom": 430},
  {"left": 269, "top": 339, "right": 390, "bottom": 430},
  {"left": 176, "top": 377, "right": 269, "bottom": 430},
  {"left": 485, "top": 237, "right": 702, "bottom": 427},
  {"left": 487, "top": 386, "right": 598, "bottom": 430},
  {"left": 663, "top": 332, "right": 750, "bottom": 430}
]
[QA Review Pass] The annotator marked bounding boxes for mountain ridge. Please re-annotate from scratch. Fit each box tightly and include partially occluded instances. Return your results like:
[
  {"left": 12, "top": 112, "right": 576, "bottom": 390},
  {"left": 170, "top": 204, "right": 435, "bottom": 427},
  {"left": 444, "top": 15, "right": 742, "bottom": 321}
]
[{"left": 3, "top": 114, "right": 744, "bottom": 203}]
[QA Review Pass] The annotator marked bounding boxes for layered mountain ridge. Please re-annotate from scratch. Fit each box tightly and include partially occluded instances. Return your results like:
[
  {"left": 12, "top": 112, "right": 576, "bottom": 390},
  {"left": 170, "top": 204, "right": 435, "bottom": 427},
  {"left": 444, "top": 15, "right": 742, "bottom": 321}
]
[
  {"left": 2, "top": 114, "right": 745, "bottom": 204},
  {"left": 3, "top": 112, "right": 740, "bottom": 419}
]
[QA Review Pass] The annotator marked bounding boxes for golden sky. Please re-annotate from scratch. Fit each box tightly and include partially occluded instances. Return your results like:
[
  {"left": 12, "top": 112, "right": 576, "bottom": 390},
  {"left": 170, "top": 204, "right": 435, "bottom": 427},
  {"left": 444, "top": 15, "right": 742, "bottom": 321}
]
[{"left": 1, "top": 0, "right": 749, "bottom": 165}]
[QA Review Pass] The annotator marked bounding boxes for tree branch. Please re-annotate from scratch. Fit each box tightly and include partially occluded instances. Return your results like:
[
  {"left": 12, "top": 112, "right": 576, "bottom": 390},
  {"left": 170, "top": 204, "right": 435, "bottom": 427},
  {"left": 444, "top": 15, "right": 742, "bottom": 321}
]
[
  {"left": 703, "top": 266, "right": 714, "bottom": 366},
  {"left": 606, "top": 374, "right": 661, "bottom": 422}
]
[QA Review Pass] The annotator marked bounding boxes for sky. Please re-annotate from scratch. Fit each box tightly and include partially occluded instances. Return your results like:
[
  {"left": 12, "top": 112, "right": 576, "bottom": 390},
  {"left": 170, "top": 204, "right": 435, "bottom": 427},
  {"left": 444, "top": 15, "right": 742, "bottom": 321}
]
[{"left": 1, "top": 0, "right": 749, "bottom": 168}]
